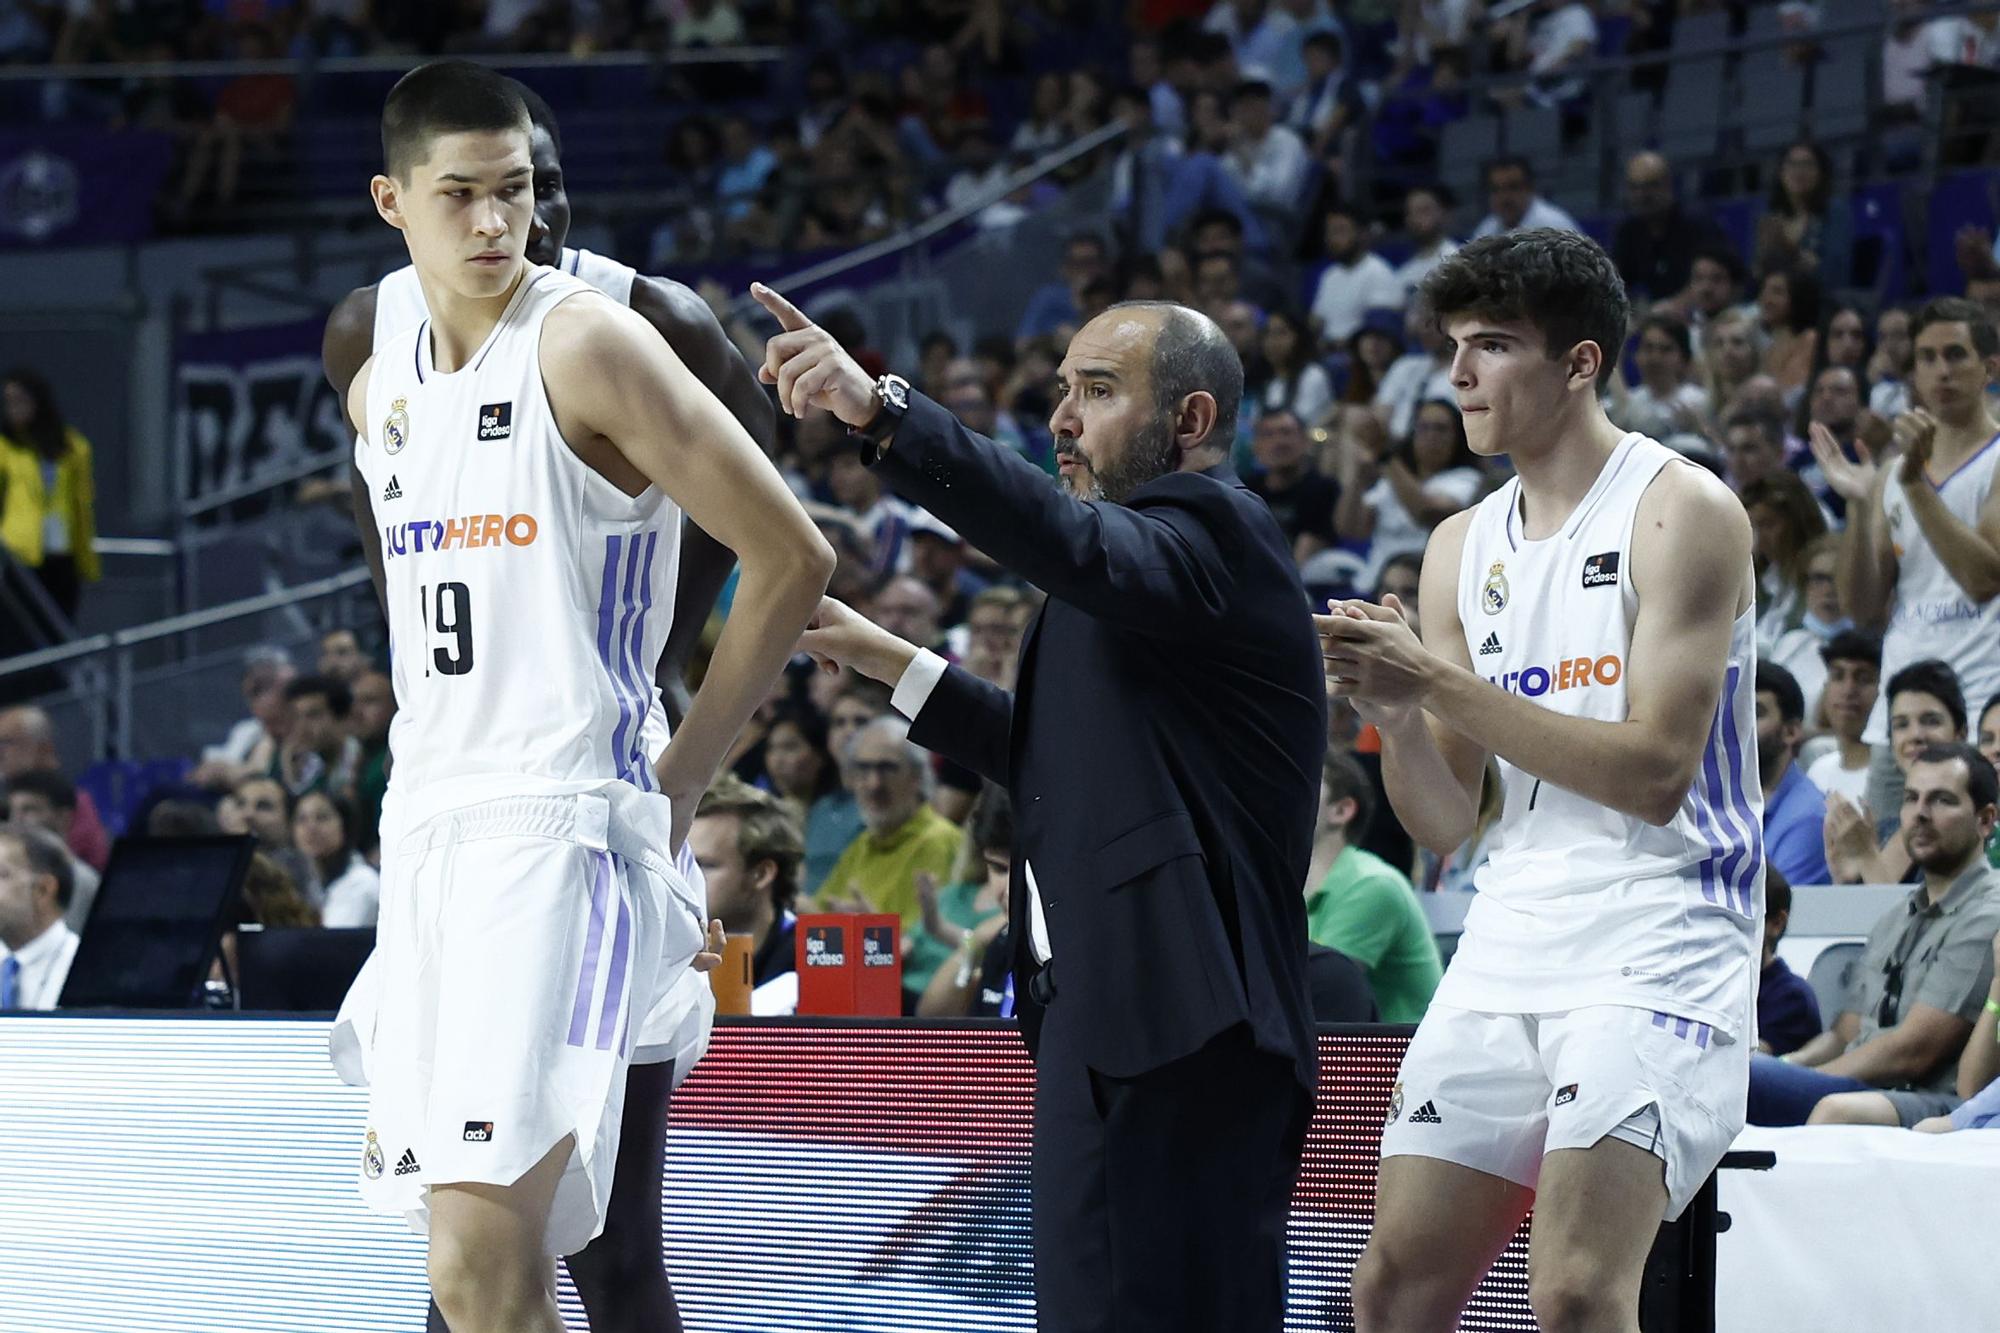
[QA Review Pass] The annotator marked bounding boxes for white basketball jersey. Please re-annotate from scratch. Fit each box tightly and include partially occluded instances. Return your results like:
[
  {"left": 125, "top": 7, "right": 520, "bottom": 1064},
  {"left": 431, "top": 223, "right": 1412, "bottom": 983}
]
[
  {"left": 1444, "top": 433, "right": 1762, "bottom": 1040},
  {"left": 374, "top": 247, "right": 634, "bottom": 349},
  {"left": 1867, "top": 434, "right": 2000, "bottom": 744},
  {"left": 358, "top": 266, "right": 682, "bottom": 817}
]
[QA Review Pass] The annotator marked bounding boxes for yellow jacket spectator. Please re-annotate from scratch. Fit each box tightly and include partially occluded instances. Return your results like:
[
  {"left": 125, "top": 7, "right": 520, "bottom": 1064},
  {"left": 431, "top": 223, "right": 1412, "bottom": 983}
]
[{"left": 1, "top": 369, "right": 100, "bottom": 619}]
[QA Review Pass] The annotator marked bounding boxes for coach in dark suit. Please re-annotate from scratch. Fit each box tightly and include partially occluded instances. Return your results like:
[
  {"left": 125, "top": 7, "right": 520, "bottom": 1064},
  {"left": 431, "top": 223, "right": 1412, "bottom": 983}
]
[{"left": 754, "top": 284, "right": 1325, "bottom": 1332}]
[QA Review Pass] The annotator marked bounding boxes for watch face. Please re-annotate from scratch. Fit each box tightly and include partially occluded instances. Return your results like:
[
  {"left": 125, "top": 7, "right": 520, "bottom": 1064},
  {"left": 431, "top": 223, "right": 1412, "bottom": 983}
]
[{"left": 882, "top": 377, "right": 909, "bottom": 411}]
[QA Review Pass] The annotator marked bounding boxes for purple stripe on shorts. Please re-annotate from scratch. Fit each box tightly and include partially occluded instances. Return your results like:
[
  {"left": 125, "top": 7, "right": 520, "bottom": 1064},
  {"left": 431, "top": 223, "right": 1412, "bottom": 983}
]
[
  {"left": 1696, "top": 1024, "right": 1711, "bottom": 1049},
  {"left": 1653, "top": 1011, "right": 1670, "bottom": 1030},
  {"left": 596, "top": 887, "right": 633, "bottom": 1050},
  {"left": 568, "top": 852, "right": 612, "bottom": 1047},
  {"left": 1674, "top": 1016, "right": 1691, "bottom": 1039}
]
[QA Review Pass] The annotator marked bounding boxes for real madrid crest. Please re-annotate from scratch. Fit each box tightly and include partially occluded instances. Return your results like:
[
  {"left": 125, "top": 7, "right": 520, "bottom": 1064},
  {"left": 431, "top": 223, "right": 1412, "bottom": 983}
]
[
  {"left": 1481, "top": 561, "right": 1509, "bottom": 615},
  {"left": 1387, "top": 1081, "right": 1404, "bottom": 1123},
  {"left": 383, "top": 397, "right": 410, "bottom": 456},
  {"left": 362, "top": 1128, "right": 385, "bottom": 1180}
]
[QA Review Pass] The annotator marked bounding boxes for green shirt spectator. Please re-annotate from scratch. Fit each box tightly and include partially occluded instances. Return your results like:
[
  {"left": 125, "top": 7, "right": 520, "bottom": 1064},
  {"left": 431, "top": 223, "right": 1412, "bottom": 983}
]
[
  {"left": 812, "top": 717, "right": 963, "bottom": 932},
  {"left": 1307, "top": 750, "right": 1443, "bottom": 1022},
  {"left": 1305, "top": 844, "right": 1442, "bottom": 1022}
]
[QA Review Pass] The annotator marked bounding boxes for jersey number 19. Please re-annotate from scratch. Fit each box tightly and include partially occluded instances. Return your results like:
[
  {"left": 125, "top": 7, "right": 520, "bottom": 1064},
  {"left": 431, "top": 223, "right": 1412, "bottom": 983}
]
[{"left": 420, "top": 581, "right": 475, "bottom": 676}]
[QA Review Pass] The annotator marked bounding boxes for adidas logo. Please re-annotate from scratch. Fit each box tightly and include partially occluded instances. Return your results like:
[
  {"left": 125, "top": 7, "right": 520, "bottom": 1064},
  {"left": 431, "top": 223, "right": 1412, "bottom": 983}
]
[
  {"left": 1477, "top": 633, "right": 1502, "bottom": 656},
  {"left": 1407, "top": 1100, "right": 1443, "bottom": 1124},
  {"left": 382, "top": 475, "right": 402, "bottom": 502},
  {"left": 394, "top": 1148, "right": 420, "bottom": 1176}
]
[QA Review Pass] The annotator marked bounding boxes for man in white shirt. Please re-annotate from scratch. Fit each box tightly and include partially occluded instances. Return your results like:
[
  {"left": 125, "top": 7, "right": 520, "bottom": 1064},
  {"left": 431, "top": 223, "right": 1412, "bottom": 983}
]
[
  {"left": 1393, "top": 184, "right": 1461, "bottom": 297},
  {"left": 1221, "top": 79, "right": 1311, "bottom": 213},
  {"left": 1806, "top": 630, "right": 1882, "bottom": 806},
  {"left": 1471, "top": 154, "right": 1581, "bottom": 238},
  {"left": 191, "top": 645, "right": 295, "bottom": 787},
  {"left": 1311, "top": 202, "right": 1405, "bottom": 345},
  {"left": 0, "top": 822, "right": 78, "bottom": 1011}
]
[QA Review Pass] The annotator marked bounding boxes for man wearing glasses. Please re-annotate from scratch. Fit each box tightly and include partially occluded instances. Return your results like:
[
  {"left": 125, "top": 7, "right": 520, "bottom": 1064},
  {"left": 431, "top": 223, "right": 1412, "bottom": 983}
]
[{"left": 1747, "top": 743, "right": 2000, "bottom": 1125}]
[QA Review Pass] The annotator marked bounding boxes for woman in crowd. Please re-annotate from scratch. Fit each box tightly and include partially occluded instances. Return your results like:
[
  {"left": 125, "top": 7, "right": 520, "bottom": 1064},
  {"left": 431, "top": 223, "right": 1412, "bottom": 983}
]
[
  {"left": 1868, "top": 305, "right": 1915, "bottom": 419},
  {"left": 1336, "top": 397, "right": 1484, "bottom": 590},
  {"left": 292, "top": 790, "right": 380, "bottom": 928},
  {"left": 1979, "top": 693, "right": 2000, "bottom": 869},
  {"left": 915, "top": 787, "right": 1014, "bottom": 1018},
  {"left": 1339, "top": 314, "right": 1405, "bottom": 421},
  {"left": 0, "top": 368, "right": 99, "bottom": 624},
  {"left": 1252, "top": 307, "right": 1335, "bottom": 430},
  {"left": 802, "top": 680, "right": 889, "bottom": 895},
  {"left": 1793, "top": 301, "right": 1874, "bottom": 438},
  {"left": 1755, "top": 265, "right": 1821, "bottom": 394},
  {"left": 1765, "top": 532, "right": 1847, "bottom": 725},
  {"left": 1701, "top": 307, "right": 1764, "bottom": 418},
  {"left": 1740, "top": 471, "right": 1829, "bottom": 652},
  {"left": 760, "top": 702, "right": 839, "bottom": 826},
  {"left": 1756, "top": 139, "right": 1852, "bottom": 289}
]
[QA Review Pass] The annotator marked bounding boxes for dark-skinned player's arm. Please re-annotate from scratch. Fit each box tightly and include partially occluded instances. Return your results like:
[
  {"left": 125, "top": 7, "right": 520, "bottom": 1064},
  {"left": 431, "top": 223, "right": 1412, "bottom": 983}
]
[
  {"left": 629, "top": 276, "right": 779, "bottom": 728},
  {"left": 541, "top": 295, "right": 833, "bottom": 843},
  {"left": 321, "top": 285, "right": 389, "bottom": 618}
]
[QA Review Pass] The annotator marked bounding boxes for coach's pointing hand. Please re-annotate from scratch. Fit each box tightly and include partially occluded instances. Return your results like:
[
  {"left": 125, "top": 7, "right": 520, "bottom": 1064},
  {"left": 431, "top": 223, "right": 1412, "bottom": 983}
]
[{"left": 751, "top": 283, "right": 878, "bottom": 425}]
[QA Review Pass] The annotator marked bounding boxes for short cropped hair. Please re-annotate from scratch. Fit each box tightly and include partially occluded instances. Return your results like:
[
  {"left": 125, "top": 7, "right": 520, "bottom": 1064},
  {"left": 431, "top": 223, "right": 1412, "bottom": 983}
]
[
  {"left": 1820, "top": 629, "right": 1882, "bottom": 672},
  {"left": 1419, "top": 229, "right": 1631, "bottom": 386},
  {"left": 382, "top": 59, "right": 531, "bottom": 179},
  {"left": 697, "top": 773, "right": 805, "bottom": 914},
  {"left": 0, "top": 820, "right": 73, "bottom": 910},
  {"left": 511, "top": 78, "right": 561, "bottom": 155},
  {"left": 5, "top": 768, "right": 75, "bottom": 811},
  {"left": 1321, "top": 750, "right": 1375, "bottom": 840},
  {"left": 968, "top": 785, "right": 1014, "bottom": 856},
  {"left": 1888, "top": 659, "right": 1967, "bottom": 736},
  {"left": 1640, "top": 311, "right": 1693, "bottom": 362},
  {"left": 1909, "top": 742, "right": 2000, "bottom": 812},
  {"left": 1912, "top": 296, "right": 2000, "bottom": 361},
  {"left": 285, "top": 674, "right": 353, "bottom": 720},
  {"left": 1756, "top": 661, "right": 1806, "bottom": 727},
  {"left": 1106, "top": 300, "right": 1245, "bottom": 451}
]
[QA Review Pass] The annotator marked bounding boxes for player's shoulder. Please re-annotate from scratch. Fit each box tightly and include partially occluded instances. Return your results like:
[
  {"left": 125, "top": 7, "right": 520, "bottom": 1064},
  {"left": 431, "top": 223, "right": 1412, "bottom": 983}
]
[
  {"left": 629, "top": 275, "right": 735, "bottom": 362},
  {"left": 1423, "top": 507, "right": 1478, "bottom": 575},
  {"left": 541, "top": 283, "right": 645, "bottom": 349},
  {"left": 1638, "top": 454, "right": 1751, "bottom": 543},
  {"left": 323, "top": 282, "right": 380, "bottom": 391}
]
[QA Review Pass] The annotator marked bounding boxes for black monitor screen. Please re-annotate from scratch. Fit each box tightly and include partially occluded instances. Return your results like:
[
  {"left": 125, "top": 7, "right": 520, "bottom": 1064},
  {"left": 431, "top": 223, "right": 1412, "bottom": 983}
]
[{"left": 59, "top": 835, "right": 254, "bottom": 1009}]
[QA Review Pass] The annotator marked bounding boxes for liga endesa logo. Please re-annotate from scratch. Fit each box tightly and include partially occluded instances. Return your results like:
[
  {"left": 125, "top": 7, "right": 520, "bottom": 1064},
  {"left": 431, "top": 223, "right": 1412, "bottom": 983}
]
[
  {"left": 1483, "top": 653, "right": 1623, "bottom": 698},
  {"left": 383, "top": 513, "right": 539, "bottom": 559}
]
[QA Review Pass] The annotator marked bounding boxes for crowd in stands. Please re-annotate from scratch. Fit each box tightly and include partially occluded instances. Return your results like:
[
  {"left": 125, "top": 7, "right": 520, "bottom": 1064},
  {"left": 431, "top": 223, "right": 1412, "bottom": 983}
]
[{"left": 5, "top": 0, "right": 2000, "bottom": 1142}]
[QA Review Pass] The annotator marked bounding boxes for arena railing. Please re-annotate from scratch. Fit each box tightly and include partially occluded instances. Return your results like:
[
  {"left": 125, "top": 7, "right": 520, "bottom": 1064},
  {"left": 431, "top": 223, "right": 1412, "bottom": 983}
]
[{"left": 0, "top": 567, "right": 375, "bottom": 765}]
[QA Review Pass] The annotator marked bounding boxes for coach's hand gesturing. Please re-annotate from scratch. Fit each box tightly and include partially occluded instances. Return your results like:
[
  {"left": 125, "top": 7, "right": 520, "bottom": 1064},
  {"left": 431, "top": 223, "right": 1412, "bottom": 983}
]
[
  {"left": 798, "top": 595, "right": 921, "bottom": 688},
  {"left": 751, "top": 283, "right": 879, "bottom": 425}
]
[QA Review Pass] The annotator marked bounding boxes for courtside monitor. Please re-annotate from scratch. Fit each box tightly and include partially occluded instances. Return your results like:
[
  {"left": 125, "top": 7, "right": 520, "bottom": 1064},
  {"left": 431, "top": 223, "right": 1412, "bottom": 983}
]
[{"left": 58, "top": 834, "right": 254, "bottom": 1009}]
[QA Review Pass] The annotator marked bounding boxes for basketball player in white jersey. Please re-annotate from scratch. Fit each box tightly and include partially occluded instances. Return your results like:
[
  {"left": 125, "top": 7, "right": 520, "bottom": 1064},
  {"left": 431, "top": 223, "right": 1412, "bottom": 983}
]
[
  {"left": 342, "top": 62, "right": 831, "bottom": 1333},
  {"left": 1317, "top": 230, "right": 1761, "bottom": 1333},
  {"left": 321, "top": 78, "right": 769, "bottom": 1333},
  {"left": 1812, "top": 297, "right": 2000, "bottom": 853}
]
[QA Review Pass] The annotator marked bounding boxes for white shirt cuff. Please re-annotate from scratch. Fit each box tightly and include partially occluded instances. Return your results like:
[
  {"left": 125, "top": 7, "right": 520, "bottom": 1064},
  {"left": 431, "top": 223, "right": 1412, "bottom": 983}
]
[{"left": 890, "top": 648, "right": 950, "bottom": 720}]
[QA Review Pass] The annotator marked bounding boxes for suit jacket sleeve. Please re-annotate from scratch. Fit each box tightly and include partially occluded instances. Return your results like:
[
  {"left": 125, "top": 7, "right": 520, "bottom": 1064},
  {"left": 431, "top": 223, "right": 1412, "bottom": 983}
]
[
  {"left": 872, "top": 394, "right": 1237, "bottom": 640},
  {"left": 906, "top": 661, "right": 1012, "bottom": 787}
]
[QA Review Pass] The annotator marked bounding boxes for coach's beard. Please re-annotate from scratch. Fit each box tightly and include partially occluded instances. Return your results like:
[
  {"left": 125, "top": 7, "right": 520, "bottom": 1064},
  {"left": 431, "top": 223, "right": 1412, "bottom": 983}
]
[{"left": 1056, "top": 418, "right": 1180, "bottom": 504}]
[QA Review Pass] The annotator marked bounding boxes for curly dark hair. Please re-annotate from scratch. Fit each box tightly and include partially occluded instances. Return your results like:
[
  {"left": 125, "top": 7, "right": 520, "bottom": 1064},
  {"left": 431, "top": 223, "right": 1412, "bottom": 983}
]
[{"left": 1417, "top": 229, "right": 1631, "bottom": 386}]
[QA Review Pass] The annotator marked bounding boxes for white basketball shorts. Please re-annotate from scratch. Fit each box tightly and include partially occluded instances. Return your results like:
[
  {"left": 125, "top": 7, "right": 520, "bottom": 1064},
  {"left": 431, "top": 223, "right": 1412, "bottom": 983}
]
[
  {"left": 1378, "top": 1003, "right": 1748, "bottom": 1219},
  {"left": 351, "top": 787, "right": 702, "bottom": 1256},
  {"left": 334, "top": 813, "right": 716, "bottom": 1089}
]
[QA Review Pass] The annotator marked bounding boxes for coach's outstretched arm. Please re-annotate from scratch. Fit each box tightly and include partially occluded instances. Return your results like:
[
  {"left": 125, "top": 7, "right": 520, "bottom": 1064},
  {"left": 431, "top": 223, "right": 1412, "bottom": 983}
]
[
  {"left": 798, "top": 596, "right": 1013, "bottom": 785},
  {"left": 1321, "top": 465, "right": 1755, "bottom": 831},
  {"left": 541, "top": 294, "right": 834, "bottom": 842},
  {"left": 751, "top": 284, "right": 1236, "bottom": 641}
]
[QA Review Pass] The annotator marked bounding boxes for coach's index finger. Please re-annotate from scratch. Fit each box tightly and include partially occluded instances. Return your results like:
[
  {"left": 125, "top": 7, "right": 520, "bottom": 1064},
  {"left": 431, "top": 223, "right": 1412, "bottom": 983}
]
[{"left": 750, "top": 282, "right": 813, "bottom": 332}]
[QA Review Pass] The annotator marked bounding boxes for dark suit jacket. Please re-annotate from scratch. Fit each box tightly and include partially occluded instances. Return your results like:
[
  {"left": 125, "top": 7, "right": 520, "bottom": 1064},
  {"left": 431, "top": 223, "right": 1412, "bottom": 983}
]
[{"left": 874, "top": 393, "right": 1326, "bottom": 1089}]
